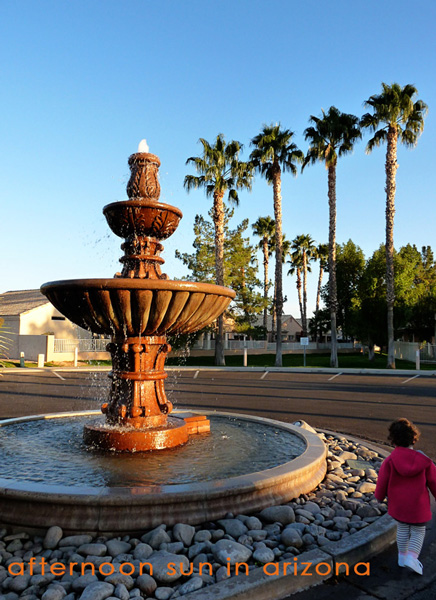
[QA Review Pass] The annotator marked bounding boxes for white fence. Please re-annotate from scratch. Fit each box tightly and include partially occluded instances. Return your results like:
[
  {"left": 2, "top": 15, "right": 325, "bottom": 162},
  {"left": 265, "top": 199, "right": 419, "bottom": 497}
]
[
  {"left": 53, "top": 337, "right": 360, "bottom": 355},
  {"left": 394, "top": 341, "right": 436, "bottom": 364},
  {"left": 393, "top": 341, "right": 420, "bottom": 363},
  {"left": 54, "top": 338, "right": 110, "bottom": 353},
  {"left": 192, "top": 340, "right": 358, "bottom": 351},
  {"left": 420, "top": 343, "right": 436, "bottom": 362}
]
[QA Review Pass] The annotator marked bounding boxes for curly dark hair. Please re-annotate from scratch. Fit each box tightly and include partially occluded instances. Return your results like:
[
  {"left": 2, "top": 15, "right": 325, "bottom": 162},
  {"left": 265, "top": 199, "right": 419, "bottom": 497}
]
[{"left": 388, "top": 418, "right": 420, "bottom": 447}]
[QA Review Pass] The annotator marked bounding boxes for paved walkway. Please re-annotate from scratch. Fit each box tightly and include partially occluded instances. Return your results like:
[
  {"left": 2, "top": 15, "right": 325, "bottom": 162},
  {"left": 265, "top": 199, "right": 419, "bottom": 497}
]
[
  {"left": 1, "top": 367, "right": 436, "bottom": 597},
  {"left": 286, "top": 512, "right": 436, "bottom": 599}
]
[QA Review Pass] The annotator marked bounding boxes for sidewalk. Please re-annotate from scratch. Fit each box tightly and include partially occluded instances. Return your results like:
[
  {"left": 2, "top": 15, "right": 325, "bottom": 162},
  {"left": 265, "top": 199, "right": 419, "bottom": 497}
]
[{"left": 286, "top": 507, "right": 436, "bottom": 599}]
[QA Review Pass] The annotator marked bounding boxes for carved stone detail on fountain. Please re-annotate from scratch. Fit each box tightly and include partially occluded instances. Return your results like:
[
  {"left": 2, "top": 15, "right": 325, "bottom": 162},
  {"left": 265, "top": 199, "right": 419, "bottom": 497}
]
[
  {"left": 127, "top": 152, "right": 161, "bottom": 200},
  {"left": 41, "top": 147, "right": 236, "bottom": 451}
]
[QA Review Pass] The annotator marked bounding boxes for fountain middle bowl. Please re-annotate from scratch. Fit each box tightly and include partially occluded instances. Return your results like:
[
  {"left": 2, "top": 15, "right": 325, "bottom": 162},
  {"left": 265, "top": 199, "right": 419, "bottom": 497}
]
[
  {"left": 41, "top": 279, "right": 235, "bottom": 337},
  {"left": 0, "top": 410, "right": 327, "bottom": 535}
]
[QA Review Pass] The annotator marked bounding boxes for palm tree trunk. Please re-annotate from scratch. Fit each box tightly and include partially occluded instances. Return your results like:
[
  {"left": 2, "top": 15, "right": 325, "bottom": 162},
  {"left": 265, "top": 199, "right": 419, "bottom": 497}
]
[
  {"left": 262, "top": 238, "right": 269, "bottom": 334},
  {"left": 385, "top": 125, "right": 398, "bottom": 369},
  {"left": 273, "top": 165, "right": 283, "bottom": 367},
  {"left": 213, "top": 191, "right": 226, "bottom": 366},
  {"left": 328, "top": 165, "right": 338, "bottom": 368},
  {"left": 296, "top": 269, "right": 303, "bottom": 332},
  {"left": 271, "top": 291, "right": 276, "bottom": 342},
  {"left": 302, "top": 250, "right": 308, "bottom": 336},
  {"left": 315, "top": 265, "right": 324, "bottom": 343}
]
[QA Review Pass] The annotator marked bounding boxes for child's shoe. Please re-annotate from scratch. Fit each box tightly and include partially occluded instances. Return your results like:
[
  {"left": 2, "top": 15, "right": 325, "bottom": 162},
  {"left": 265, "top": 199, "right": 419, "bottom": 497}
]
[{"left": 404, "top": 555, "right": 423, "bottom": 575}]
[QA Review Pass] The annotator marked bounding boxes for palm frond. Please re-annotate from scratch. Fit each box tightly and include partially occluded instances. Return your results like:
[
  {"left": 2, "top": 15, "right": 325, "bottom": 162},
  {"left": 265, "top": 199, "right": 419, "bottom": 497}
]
[
  {"left": 304, "top": 106, "right": 361, "bottom": 168},
  {"left": 362, "top": 83, "right": 427, "bottom": 150},
  {"left": 365, "top": 129, "right": 387, "bottom": 153},
  {"left": 184, "top": 134, "right": 253, "bottom": 203},
  {"left": 183, "top": 174, "right": 204, "bottom": 191},
  {"left": 250, "top": 123, "right": 302, "bottom": 181}
]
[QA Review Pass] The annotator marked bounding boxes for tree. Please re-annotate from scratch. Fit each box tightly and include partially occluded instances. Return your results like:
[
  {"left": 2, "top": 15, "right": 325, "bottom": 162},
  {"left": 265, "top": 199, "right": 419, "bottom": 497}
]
[
  {"left": 352, "top": 244, "right": 430, "bottom": 359},
  {"left": 352, "top": 245, "right": 390, "bottom": 359},
  {"left": 175, "top": 208, "right": 265, "bottom": 336},
  {"left": 250, "top": 124, "right": 303, "bottom": 365},
  {"left": 271, "top": 234, "right": 291, "bottom": 339},
  {"left": 361, "top": 83, "right": 428, "bottom": 368},
  {"left": 303, "top": 106, "right": 361, "bottom": 367},
  {"left": 312, "top": 243, "right": 329, "bottom": 341},
  {"left": 289, "top": 234, "right": 315, "bottom": 336},
  {"left": 252, "top": 216, "right": 275, "bottom": 333},
  {"left": 184, "top": 134, "right": 253, "bottom": 365},
  {"left": 335, "top": 240, "right": 366, "bottom": 339},
  {"left": 287, "top": 251, "right": 304, "bottom": 333},
  {"left": 228, "top": 223, "right": 266, "bottom": 334},
  {"left": 396, "top": 245, "right": 436, "bottom": 343}
]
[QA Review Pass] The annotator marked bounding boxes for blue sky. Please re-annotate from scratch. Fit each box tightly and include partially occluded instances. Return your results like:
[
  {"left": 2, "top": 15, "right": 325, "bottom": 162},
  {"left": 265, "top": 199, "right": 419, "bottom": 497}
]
[{"left": 1, "top": 0, "right": 435, "bottom": 316}]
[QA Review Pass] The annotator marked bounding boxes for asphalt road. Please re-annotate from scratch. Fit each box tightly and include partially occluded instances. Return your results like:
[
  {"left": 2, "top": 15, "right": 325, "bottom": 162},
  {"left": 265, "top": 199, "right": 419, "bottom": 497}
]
[
  {"left": 1, "top": 368, "right": 436, "bottom": 457},
  {"left": 1, "top": 367, "right": 436, "bottom": 598}
]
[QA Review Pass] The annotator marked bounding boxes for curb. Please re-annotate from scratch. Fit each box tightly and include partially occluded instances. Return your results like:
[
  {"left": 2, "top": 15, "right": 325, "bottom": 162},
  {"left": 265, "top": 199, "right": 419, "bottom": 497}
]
[
  {"left": 1, "top": 366, "right": 435, "bottom": 376},
  {"left": 181, "top": 515, "right": 396, "bottom": 600},
  {"left": 182, "top": 548, "right": 334, "bottom": 600}
]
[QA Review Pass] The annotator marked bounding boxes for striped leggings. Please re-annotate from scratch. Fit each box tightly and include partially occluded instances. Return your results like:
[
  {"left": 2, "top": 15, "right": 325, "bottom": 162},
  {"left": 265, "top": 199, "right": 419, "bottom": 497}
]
[{"left": 396, "top": 522, "right": 426, "bottom": 556}]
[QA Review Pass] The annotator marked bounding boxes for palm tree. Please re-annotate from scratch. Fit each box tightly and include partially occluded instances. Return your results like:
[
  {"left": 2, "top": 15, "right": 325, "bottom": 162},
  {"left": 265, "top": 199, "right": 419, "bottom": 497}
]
[
  {"left": 361, "top": 83, "right": 428, "bottom": 368},
  {"left": 252, "top": 216, "right": 275, "bottom": 334},
  {"left": 287, "top": 252, "right": 304, "bottom": 332},
  {"left": 303, "top": 106, "right": 361, "bottom": 367},
  {"left": 313, "top": 243, "right": 329, "bottom": 341},
  {"left": 289, "top": 234, "right": 315, "bottom": 336},
  {"left": 250, "top": 124, "right": 303, "bottom": 366},
  {"left": 292, "top": 234, "right": 315, "bottom": 337},
  {"left": 184, "top": 134, "right": 253, "bottom": 365},
  {"left": 271, "top": 234, "right": 291, "bottom": 340}
]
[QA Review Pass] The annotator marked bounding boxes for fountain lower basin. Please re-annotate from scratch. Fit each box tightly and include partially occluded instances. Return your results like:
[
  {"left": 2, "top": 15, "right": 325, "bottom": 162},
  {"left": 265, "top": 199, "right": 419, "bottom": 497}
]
[{"left": 0, "top": 411, "right": 326, "bottom": 535}]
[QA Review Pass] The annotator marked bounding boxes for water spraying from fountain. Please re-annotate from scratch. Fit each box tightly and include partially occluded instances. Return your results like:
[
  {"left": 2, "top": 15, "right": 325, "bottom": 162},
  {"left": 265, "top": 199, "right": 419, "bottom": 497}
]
[{"left": 41, "top": 145, "right": 235, "bottom": 451}]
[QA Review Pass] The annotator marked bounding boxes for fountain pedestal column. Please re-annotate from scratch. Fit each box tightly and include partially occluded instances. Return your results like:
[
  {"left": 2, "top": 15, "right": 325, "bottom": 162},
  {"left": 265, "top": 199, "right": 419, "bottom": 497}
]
[{"left": 83, "top": 335, "right": 190, "bottom": 451}]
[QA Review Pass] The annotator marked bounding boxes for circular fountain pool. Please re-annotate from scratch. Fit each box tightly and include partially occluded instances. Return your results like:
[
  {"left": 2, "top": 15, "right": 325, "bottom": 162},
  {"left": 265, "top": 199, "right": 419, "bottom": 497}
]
[
  {"left": 0, "top": 411, "right": 326, "bottom": 534},
  {"left": 0, "top": 414, "right": 306, "bottom": 487}
]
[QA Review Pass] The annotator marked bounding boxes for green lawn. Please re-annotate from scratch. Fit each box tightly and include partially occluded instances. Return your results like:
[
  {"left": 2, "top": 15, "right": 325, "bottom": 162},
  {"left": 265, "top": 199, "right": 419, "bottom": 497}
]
[
  {"left": 1, "top": 353, "right": 434, "bottom": 371},
  {"left": 166, "top": 352, "right": 435, "bottom": 370}
]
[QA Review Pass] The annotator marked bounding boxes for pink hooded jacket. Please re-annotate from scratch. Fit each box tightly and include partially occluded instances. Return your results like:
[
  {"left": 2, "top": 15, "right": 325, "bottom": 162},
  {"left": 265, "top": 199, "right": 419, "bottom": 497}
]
[{"left": 375, "top": 447, "right": 436, "bottom": 523}]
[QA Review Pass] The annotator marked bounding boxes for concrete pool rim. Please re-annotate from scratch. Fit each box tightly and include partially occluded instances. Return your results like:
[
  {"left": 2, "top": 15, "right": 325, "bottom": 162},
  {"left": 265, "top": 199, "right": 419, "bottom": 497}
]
[{"left": 0, "top": 409, "right": 327, "bottom": 534}]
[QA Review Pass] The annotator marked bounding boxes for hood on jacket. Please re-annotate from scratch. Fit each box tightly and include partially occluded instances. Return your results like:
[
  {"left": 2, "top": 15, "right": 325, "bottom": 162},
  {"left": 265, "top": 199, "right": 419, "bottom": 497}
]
[{"left": 390, "top": 447, "right": 429, "bottom": 477}]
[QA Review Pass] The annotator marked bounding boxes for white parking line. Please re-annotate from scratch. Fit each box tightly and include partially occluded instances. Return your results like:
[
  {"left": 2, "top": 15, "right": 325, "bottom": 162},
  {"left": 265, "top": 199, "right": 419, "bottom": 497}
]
[
  {"left": 328, "top": 372, "right": 342, "bottom": 381},
  {"left": 260, "top": 371, "right": 269, "bottom": 380},
  {"left": 52, "top": 371, "right": 66, "bottom": 381},
  {"left": 193, "top": 370, "right": 200, "bottom": 379},
  {"left": 402, "top": 374, "right": 420, "bottom": 384}
]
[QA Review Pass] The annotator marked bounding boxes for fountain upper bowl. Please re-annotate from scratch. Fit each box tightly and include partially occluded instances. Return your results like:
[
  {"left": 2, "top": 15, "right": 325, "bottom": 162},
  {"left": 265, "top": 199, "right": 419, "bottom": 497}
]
[
  {"left": 40, "top": 279, "right": 235, "bottom": 337},
  {"left": 103, "top": 200, "right": 183, "bottom": 240}
]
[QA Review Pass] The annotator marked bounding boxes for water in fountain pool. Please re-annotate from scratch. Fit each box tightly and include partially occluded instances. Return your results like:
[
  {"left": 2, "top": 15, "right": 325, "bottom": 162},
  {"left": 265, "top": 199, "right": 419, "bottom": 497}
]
[{"left": 0, "top": 415, "right": 305, "bottom": 488}]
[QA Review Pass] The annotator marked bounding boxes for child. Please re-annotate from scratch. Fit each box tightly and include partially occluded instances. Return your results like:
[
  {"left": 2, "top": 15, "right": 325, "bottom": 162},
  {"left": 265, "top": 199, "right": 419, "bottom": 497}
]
[{"left": 375, "top": 418, "right": 436, "bottom": 575}]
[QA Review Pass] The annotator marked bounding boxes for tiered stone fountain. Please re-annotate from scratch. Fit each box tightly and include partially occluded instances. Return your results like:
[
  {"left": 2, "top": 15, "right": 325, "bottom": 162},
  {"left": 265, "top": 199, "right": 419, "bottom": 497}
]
[
  {"left": 0, "top": 143, "right": 327, "bottom": 534},
  {"left": 41, "top": 142, "right": 235, "bottom": 451}
]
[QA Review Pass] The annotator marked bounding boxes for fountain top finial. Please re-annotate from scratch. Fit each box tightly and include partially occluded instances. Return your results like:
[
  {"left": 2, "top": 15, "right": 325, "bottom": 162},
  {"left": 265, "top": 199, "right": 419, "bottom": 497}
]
[{"left": 137, "top": 139, "right": 149, "bottom": 153}]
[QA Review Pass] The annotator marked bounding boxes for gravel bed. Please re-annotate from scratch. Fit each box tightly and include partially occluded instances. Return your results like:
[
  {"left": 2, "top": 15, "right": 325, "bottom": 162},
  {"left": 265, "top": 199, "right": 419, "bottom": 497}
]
[{"left": 0, "top": 430, "right": 387, "bottom": 600}]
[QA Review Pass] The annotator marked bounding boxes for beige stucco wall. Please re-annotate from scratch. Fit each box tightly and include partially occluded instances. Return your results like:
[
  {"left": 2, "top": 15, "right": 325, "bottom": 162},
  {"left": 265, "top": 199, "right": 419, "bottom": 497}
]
[
  {"left": 1, "top": 303, "right": 91, "bottom": 360},
  {"left": 19, "top": 303, "right": 89, "bottom": 338},
  {"left": 281, "top": 317, "right": 303, "bottom": 341}
]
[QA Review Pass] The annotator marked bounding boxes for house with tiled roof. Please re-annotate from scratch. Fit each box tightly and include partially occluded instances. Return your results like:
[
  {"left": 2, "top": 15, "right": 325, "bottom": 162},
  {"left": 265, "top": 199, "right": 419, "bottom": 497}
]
[
  {"left": 0, "top": 289, "right": 89, "bottom": 360},
  {"left": 250, "top": 314, "right": 303, "bottom": 342}
]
